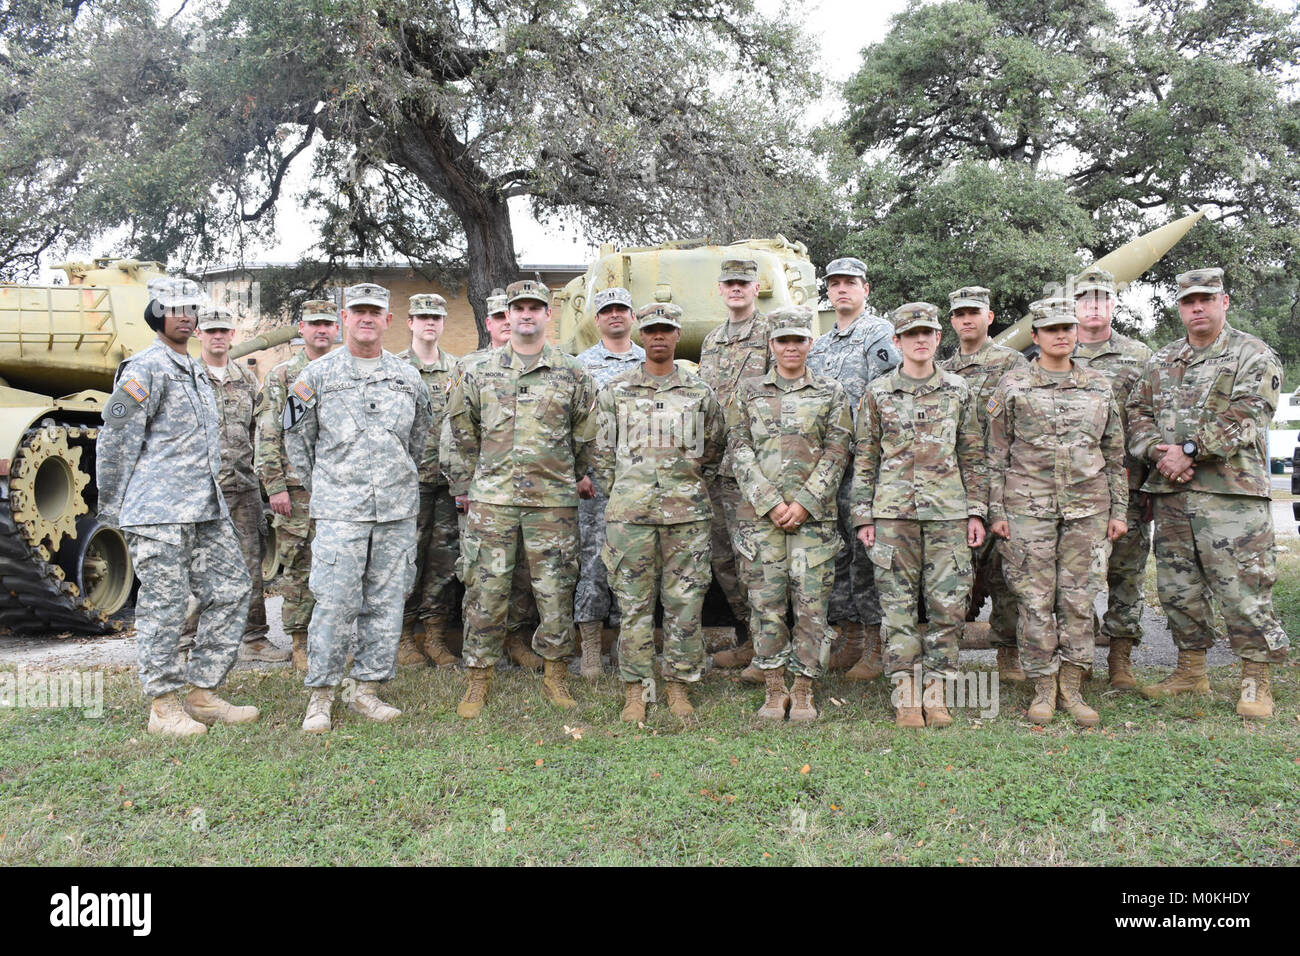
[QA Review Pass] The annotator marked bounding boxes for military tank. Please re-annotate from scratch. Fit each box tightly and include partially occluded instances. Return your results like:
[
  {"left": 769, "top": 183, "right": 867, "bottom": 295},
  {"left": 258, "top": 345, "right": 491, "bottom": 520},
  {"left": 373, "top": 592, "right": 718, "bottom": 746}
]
[{"left": 0, "top": 258, "right": 297, "bottom": 634}]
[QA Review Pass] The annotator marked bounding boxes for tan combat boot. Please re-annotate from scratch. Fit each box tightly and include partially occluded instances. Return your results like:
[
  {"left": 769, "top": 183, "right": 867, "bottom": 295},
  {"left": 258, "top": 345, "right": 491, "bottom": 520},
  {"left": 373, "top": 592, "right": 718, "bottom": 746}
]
[
  {"left": 713, "top": 640, "right": 754, "bottom": 669},
  {"left": 420, "top": 620, "right": 459, "bottom": 668},
  {"left": 892, "top": 671, "right": 924, "bottom": 728},
  {"left": 301, "top": 688, "right": 335, "bottom": 734},
  {"left": 757, "top": 667, "right": 790, "bottom": 720},
  {"left": 457, "top": 667, "right": 492, "bottom": 719},
  {"left": 290, "top": 631, "right": 309, "bottom": 673},
  {"left": 541, "top": 659, "right": 577, "bottom": 710},
  {"left": 922, "top": 677, "right": 953, "bottom": 728},
  {"left": 846, "top": 625, "right": 884, "bottom": 681},
  {"left": 579, "top": 621, "right": 604, "bottom": 679},
  {"left": 1141, "top": 649, "right": 1210, "bottom": 699},
  {"left": 396, "top": 621, "right": 427, "bottom": 668},
  {"left": 505, "top": 632, "right": 544, "bottom": 671},
  {"left": 996, "top": 644, "right": 1027, "bottom": 682},
  {"left": 148, "top": 691, "right": 207, "bottom": 737},
  {"left": 1057, "top": 662, "right": 1099, "bottom": 727},
  {"left": 788, "top": 675, "right": 818, "bottom": 722},
  {"left": 665, "top": 680, "right": 694, "bottom": 718},
  {"left": 184, "top": 687, "right": 260, "bottom": 725},
  {"left": 348, "top": 681, "right": 402, "bottom": 722},
  {"left": 238, "top": 638, "right": 292, "bottom": 663},
  {"left": 827, "top": 622, "right": 864, "bottom": 671},
  {"left": 620, "top": 682, "right": 646, "bottom": 723},
  {"left": 1236, "top": 660, "right": 1274, "bottom": 719},
  {"left": 1027, "top": 673, "right": 1057, "bottom": 725},
  {"left": 1107, "top": 637, "right": 1136, "bottom": 689}
]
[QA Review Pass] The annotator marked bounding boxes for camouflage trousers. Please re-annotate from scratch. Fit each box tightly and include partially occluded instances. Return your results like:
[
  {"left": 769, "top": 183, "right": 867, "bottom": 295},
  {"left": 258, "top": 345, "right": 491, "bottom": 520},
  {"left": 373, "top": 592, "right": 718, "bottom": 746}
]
[
  {"left": 1153, "top": 491, "right": 1289, "bottom": 663},
  {"left": 275, "top": 486, "right": 315, "bottom": 634},
  {"left": 743, "top": 519, "right": 839, "bottom": 679},
  {"left": 404, "top": 482, "right": 460, "bottom": 623},
  {"left": 575, "top": 489, "right": 620, "bottom": 626},
  {"left": 829, "top": 467, "right": 882, "bottom": 627},
  {"left": 306, "top": 517, "right": 417, "bottom": 688},
  {"left": 604, "top": 519, "right": 710, "bottom": 683},
  {"left": 126, "top": 518, "right": 251, "bottom": 697},
  {"left": 1097, "top": 493, "right": 1151, "bottom": 644},
  {"left": 462, "top": 503, "right": 578, "bottom": 667},
  {"left": 971, "top": 538, "right": 1018, "bottom": 647},
  {"left": 707, "top": 476, "right": 751, "bottom": 623},
  {"left": 1001, "top": 513, "right": 1109, "bottom": 678},
  {"left": 457, "top": 508, "right": 538, "bottom": 639},
  {"left": 872, "top": 519, "right": 970, "bottom": 680},
  {"left": 180, "top": 486, "right": 267, "bottom": 643}
]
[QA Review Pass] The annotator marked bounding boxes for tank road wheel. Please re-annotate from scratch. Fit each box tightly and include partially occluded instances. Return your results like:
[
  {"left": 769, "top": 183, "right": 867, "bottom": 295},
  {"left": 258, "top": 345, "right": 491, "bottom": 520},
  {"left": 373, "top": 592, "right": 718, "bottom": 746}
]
[
  {"left": 8, "top": 423, "right": 91, "bottom": 553},
  {"left": 55, "top": 517, "right": 133, "bottom": 617}
]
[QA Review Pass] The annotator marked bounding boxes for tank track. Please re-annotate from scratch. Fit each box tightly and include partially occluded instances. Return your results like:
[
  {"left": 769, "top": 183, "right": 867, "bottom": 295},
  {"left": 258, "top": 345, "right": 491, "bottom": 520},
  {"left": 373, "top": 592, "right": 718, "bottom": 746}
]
[{"left": 0, "top": 423, "right": 117, "bottom": 635}]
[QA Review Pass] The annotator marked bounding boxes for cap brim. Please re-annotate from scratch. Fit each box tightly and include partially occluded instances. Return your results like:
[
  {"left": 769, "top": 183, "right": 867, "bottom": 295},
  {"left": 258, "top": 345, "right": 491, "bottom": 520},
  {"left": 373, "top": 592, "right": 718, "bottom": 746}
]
[
  {"left": 895, "top": 320, "right": 943, "bottom": 334},
  {"left": 948, "top": 298, "right": 986, "bottom": 311},
  {"left": 639, "top": 321, "right": 681, "bottom": 331},
  {"left": 302, "top": 313, "right": 338, "bottom": 323},
  {"left": 198, "top": 322, "right": 236, "bottom": 331},
  {"left": 1073, "top": 284, "right": 1113, "bottom": 297},
  {"left": 825, "top": 270, "right": 866, "bottom": 280},
  {"left": 409, "top": 311, "right": 447, "bottom": 318},
  {"left": 718, "top": 273, "right": 756, "bottom": 282},
  {"left": 508, "top": 294, "right": 549, "bottom": 306},
  {"left": 1031, "top": 317, "right": 1080, "bottom": 328},
  {"left": 770, "top": 328, "right": 813, "bottom": 339},
  {"left": 1176, "top": 286, "right": 1222, "bottom": 300},
  {"left": 346, "top": 297, "right": 389, "bottom": 309}
]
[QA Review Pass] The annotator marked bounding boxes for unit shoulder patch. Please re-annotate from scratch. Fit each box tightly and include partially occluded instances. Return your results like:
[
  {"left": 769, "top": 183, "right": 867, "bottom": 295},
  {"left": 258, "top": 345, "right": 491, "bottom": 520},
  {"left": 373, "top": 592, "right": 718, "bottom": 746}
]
[{"left": 986, "top": 396, "right": 1003, "bottom": 418}]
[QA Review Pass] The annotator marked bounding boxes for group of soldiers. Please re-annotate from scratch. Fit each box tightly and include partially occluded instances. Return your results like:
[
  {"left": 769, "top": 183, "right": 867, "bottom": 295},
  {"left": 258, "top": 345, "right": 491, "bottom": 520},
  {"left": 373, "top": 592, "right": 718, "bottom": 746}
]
[{"left": 95, "top": 254, "right": 1290, "bottom": 736}]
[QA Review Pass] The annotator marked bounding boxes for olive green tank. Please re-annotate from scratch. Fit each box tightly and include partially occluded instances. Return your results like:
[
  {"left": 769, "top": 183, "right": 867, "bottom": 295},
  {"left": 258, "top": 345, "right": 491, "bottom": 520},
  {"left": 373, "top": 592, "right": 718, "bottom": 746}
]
[{"left": 0, "top": 258, "right": 298, "bottom": 634}]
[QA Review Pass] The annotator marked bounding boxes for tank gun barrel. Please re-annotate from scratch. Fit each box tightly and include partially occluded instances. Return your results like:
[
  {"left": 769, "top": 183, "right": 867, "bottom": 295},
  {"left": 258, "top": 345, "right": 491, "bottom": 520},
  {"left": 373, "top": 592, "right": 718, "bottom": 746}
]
[{"left": 229, "top": 325, "right": 301, "bottom": 360}]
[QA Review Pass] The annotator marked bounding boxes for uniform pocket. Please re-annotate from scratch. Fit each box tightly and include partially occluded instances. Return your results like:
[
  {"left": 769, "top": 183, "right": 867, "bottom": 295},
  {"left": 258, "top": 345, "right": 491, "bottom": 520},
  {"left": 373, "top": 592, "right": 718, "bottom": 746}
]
[
  {"left": 307, "top": 547, "right": 337, "bottom": 597},
  {"left": 457, "top": 535, "right": 480, "bottom": 586},
  {"left": 868, "top": 541, "right": 894, "bottom": 570}
]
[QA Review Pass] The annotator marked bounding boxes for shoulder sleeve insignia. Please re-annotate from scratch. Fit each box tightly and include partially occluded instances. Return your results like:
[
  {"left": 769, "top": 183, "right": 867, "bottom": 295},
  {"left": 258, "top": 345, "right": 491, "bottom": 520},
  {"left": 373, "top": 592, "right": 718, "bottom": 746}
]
[
  {"left": 1273, "top": 375, "right": 1281, "bottom": 392},
  {"left": 292, "top": 380, "right": 315, "bottom": 403},
  {"left": 122, "top": 379, "right": 148, "bottom": 403},
  {"left": 986, "top": 396, "right": 1003, "bottom": 418},
  {"left": 282, "top": 395, "right": 309, "bottom": 431}
]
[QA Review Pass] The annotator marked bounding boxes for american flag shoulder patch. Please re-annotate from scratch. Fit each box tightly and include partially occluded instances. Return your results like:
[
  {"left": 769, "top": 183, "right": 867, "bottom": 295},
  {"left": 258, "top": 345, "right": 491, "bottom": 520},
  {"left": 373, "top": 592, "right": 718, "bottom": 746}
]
[
  {"left": 292, "top": 381, "right": 315, "bottom": 403},
  {"left": 122, "top": 379, "right": 148, "bottom": 403}
]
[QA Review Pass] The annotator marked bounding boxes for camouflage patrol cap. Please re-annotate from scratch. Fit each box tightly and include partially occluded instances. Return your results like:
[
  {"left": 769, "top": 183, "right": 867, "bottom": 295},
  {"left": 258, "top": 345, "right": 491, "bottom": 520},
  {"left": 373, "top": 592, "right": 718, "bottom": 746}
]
[
  {"left": 1073, "top": 266, "right": 1116, "bottom": 298},
  {"left": 506, "top": 279, "right": 550, "bottom": 306},
  {"left": 485, "top": 292, "right": 508, "bottom": 316},
  {"left": 300, "top": 299, "right": 338, "bottom": 323},
  {"left": 824, "top": 257, "right": 868, "bottom": 281},
  {"left": 146, "top": 276, "right": 206, "bottom": 310},
  {"left": 1175, "top": 267, "right": 1225, "bottom": 300},
  {"left": 196, "top": 305, "right": 236, "bottom": 331},
  {"left": 592, "top": 287, "right": 633, "bottom": 313},
  {"left": 409, "top": 293, "right": 447, "bottom": 317},
  {"left": 1029, "top": 297, "right": 1078, "bottom": 328},
  {"left": 948, "top": 286, "right": 991, "bottom": 312},
  {"left": 635, "top": 302, "right": 682, "bottom": 331},
  {"left": 718, "top": 258, "right": 759, "bottom": 283},
  {"left": 344, "top": 282, "right": 390, "bottom": 310},
  {"left": 892, "top": 302, "right": 943, "bottom": 334},
  {"left": 767, "top": 306, "right": 815, "bottom": 339}
]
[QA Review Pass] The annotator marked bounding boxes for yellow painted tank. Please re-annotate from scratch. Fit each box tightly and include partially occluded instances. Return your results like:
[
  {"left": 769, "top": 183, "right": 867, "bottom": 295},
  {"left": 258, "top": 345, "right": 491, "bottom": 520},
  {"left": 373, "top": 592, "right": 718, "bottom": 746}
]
[{"left": 553, "top": 236, "right": 826, "bottom": 360}]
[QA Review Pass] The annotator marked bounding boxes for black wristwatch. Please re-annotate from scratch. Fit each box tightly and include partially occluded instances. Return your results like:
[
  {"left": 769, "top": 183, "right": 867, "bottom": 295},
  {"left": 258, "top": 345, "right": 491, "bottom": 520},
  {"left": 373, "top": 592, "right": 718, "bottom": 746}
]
[{"left": 1182, "top": 440, "right": 1198, "bottom": 459}]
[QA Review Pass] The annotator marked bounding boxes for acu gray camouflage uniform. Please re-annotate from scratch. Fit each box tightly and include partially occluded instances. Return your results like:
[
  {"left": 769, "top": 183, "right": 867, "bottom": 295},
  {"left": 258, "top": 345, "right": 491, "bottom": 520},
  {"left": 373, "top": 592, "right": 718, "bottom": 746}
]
[
  {"left": 97, "top": 340, "right": 251, "bottom": 698},
  {"left": 284, "top": 346, "right": 432, "bottom": 687}
]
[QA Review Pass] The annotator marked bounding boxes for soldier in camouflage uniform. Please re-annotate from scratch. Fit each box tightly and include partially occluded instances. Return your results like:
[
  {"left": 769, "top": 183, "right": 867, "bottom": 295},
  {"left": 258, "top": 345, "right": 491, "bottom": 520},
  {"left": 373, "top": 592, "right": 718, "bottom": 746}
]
[
  {"left": 97, "top": 277, "right": 258, "bottom": 736},
  {"left": 987, "top": 301, "right": 1128, "bottom": 727},
  {"left": 593, "top": 304, "right": 725, "bottom": 721},
  {"left": 854, "top": 303, "right": 988, "bottom": 729},
  {"left": 255, "top": 299, "right": 339, "bottom": 672},
  {"left": 574, "top": 287, "right": 645, "bottom": 678},
  {"left": 1069, "top": 266, "right": 1153, "bottom": 689},
  {"left": 808, "top": 257, "right": 900, "bottom": 680},
  {"left": 397, "top": 292, "right": 460, "bottom": 669},
  {"left": 939, "top": 285, "right": 1027, "bottom": 680},
  {"left": 1127, "top": 267, "right": 1289, "bottom": 719},
  {"left": 441, "top": 292, "right": 542, "bottom": 670},
  {"left": 284, "top": 283, "right": 432, "bottom": 733},
  {"left": 447, "top": 280, "right": 598, "bottom": 718},
  {"left": 731, "top": 308, "right": 853, "bottom": 722},
  {"left": 187, "top": 306, "right": 287, "bottom": 662},
  {"left": 699, "top": 258, "right": 774, "bottom": 679}
]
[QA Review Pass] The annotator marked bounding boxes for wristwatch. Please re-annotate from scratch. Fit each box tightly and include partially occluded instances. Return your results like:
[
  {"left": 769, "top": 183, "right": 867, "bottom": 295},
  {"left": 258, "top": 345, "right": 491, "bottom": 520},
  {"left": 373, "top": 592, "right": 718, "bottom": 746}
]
[{"left": 1182, "top": 440, "right": 1198, "bottom": 459}]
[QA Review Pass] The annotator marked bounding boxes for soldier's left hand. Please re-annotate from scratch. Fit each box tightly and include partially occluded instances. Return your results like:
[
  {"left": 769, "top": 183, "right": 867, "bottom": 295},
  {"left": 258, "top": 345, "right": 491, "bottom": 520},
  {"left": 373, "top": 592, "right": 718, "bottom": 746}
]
[
  {"left": 576, "top": 475, "right": 595, "bottom": 499},
  {"left": 778, "top": 502, "right": 810, "bottom": 530},
  {"left": 1107, "top": 519, "right": 1128, "bottom": 542},
  {"left": 1154, "top": 444, "right": 1195, "bottom": 483},
  {"left": 967, "top": 517, "right": 985, "bottom": 548}
]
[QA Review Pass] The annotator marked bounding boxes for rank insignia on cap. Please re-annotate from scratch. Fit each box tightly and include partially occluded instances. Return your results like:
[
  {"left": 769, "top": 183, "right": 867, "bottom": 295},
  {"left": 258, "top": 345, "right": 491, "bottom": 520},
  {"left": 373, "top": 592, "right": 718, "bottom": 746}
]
[
  {"left": 292, "top": 381, "right": 315, "bottom": 403},
  {"left": 122, "top": 379, "right": 148, "bottom": 403}
]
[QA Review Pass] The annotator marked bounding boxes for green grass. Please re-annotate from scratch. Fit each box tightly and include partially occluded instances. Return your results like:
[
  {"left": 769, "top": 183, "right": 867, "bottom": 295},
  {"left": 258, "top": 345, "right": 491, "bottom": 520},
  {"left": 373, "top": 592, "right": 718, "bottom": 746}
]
[{"left": 2, "top": 563, "right": 1299, "bottom": 866}]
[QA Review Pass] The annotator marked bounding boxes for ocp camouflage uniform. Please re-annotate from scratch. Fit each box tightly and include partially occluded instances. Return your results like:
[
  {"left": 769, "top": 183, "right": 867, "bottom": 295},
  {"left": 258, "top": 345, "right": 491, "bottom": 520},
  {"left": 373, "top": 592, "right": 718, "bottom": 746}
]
[
  {"left": 1126, "top": 323, "right": 1289, "bottom": 663},
  {"left": 730, "top": 369, "right": 852, "bottom": 678},
  {"left": 284, "top": 347, "right": 432, "bottom": 686},
  {"left": 447, "top": 344, "right": 597, "bottom": 666},
  {"left": 593, "top": 363, "right": 725, "bottom": 682},
  {"left": 699, "top": 308, "right": 774, "bottom": 624},
  {"left": 399, "top": 346, "right": 460, "bottom": 626},
  {"left": 97, "top": 341, "right": 251, "bottom": 697},
  {"left": 808, "top": 307, "right": 901, "bottom": 630},
  {"left": 852, "top": 368, "right": 987, "bottom": 679},
  {"left": 987, "top": 362, "right": 1127, "bottom": 677},
  {"left": 574, "top": 339, "right": 645, "bottom": 630},
  {"left": 1072, "top": 328, "right": 1153, "bottom": 644},
  {"left": 940, "top": 339, "right": 1026, "bottom": 646},
  {"left": 255, "top": 349, "right": 315, "bottom": 633}
]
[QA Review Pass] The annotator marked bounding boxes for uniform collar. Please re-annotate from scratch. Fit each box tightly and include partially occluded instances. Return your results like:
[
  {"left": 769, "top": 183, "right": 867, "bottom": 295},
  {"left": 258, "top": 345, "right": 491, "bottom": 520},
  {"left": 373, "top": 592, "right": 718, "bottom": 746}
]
[
  {"left": 588, "top": 340, "right": 643, "bottom": 362},
  {"left": 341, "top": 347, "right": 392, "bottom": 377},
  {"left": 496, "top": 342, "right": 559, "bottom": 372},
  {"left": 886, "top": 367, "right": 943, "bottom": 395},
  {"left": 1027, "top": 360, "right": 1085, "bottom": 388},
  {"left": 720, "top": 311, "right": 759, "bottom": 342},
  {"left": 831, "top": 308, "right": 870, "bottom": 337},
  {"left": 950, "top": 339, "right": 998, "bottom": 367},
  {"left": 627, "top": 364, "right": 686, "bottom": 389},
  {"left": 1175, "top": 323, "right": 1231, "bottom": 365},
  {"left": 1074, "top": 335, "right": 1118, "bottom": 359},
  {"left": 403, "top": 347, "right": 454, "bottom": 372},
  {"left": 155, "top": 338, "right": 198, "bottom": 372},
  {"left": 761, "top": 366, "right": 817, "bottom": 390}
]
